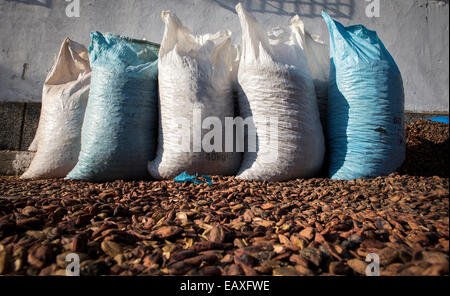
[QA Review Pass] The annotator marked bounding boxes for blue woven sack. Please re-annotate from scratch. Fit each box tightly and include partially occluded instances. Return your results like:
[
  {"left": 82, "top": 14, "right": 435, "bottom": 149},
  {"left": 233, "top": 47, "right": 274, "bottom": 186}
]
[
  {"left": 322, "top": 12, "right": 405, "bottom": 180},
  {"left": 66, "top": 32, "right": 159, "bottom": 181}
]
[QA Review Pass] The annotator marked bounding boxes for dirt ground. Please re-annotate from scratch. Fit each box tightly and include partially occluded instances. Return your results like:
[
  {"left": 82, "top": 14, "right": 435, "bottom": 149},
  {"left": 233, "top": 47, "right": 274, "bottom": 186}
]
[{"left": 0, "top": 120, "right": 448, "bottom": 276}]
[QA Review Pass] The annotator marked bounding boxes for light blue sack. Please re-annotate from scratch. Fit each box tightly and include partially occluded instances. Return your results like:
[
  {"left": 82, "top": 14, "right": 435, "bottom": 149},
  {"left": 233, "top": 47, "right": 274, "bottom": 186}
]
[
  {"left": 66, "top": 32, "right": 159, "bottom": 181},
  {"left": 322, "top": 12, "right": 405, "bottom": 180}
]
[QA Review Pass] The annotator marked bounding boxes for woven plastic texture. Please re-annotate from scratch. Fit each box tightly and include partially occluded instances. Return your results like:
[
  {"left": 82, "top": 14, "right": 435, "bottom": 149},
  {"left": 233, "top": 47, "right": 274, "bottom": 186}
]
[
  {"left": 235, "top": 4, "right": 325, "bottom": 181},
  {"left": 322, "top": 11, "right": 405, "bottom": 180},
  {"left": 21, "top": 38, "right": 91, "bottom": 179},
  {"left": 66, "top": 32, "right": 159, "bottom": 181},
  {"left": 148, "top": 11, "right": 241, "bottom": 180}
]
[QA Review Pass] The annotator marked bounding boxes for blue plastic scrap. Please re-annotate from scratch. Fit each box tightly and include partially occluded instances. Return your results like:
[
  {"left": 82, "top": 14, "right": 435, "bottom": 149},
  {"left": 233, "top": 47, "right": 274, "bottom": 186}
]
[
  {"left": 428, "top": 117, "right": 449, "bottom": 124},
  {"left": 174, "top": 172, "right": 212, "bottom": 186},
  {"left": 322, "top": 11, "right": 405, "bottom": 180}
]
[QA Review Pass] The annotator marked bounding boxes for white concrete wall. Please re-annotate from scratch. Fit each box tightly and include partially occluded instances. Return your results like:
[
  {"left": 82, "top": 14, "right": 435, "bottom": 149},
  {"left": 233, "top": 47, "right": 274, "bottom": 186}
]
[{"left": 0, "top": 0, "right": 448, "bottom": 112}]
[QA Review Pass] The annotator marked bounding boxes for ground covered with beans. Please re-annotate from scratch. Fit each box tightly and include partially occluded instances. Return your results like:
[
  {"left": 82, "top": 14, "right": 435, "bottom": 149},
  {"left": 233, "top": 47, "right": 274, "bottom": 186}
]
[{"left": 0, "top": 120, "right": 448, "bottom": 276}]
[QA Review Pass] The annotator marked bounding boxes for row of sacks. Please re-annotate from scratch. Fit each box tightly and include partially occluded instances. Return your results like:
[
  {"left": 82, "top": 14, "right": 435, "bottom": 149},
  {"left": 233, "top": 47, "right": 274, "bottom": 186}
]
[{"left": 22, "top": 4, "right": 405, "bottom": 182}]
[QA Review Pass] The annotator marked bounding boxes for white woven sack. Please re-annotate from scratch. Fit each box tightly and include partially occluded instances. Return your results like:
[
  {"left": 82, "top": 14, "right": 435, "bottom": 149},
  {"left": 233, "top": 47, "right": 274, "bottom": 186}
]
[
  {"left": 148, "top": 11, "right": 241, "bottom": 179},
  {"left": 28, "top": 131, "right": 38, "bottom": 152},
  {"left": 235, "top": 3, "right": 325, "bottom": 181},
  {"left": 293, "top": 15, "right": 330, "bottom": 126},
  {"left": 21, "top": 38, "right": 91, "bottom": 179}
]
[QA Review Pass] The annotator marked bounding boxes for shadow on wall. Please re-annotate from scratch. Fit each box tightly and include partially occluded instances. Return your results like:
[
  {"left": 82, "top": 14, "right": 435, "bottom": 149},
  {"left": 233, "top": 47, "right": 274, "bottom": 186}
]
[
  {"left": 211, "top": 0, "right": 355, "bottom": 18},
  {"left": 0, "top": 62, "right": 42, "bottom": 103},
  {"left": 5, "top": 0, "right": 52, "bottom": 9}
]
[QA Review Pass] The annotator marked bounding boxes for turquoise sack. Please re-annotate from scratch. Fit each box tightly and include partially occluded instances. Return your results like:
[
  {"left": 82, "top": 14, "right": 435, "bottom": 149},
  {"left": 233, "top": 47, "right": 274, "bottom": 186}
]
[
  {"left": 322, "top": 12, "right": 405, "bottom": 180},
  {"left": 66, "top": 32, "right": 159, "bottom": 181}
]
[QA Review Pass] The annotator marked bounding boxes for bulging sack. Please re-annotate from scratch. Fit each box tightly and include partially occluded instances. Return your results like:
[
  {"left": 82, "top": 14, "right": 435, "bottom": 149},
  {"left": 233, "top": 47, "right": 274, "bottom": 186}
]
[
  {"left": 66, "top": 32, "right": 159, "bottom": 181},
  {"left": 293, "top": 16, "right": 330, "bottom": 128},
  {"left": 148, "top": 11, "right": 241, "bottom": 179},
  {"left": 235, "top": 4, "right": 325, "bottom": 181},
  {"left": 322, "top": 11, "right": 405, "bottom": 180},
  {"left": 21, "top": 38, "right": 91, "bottom": 179}
]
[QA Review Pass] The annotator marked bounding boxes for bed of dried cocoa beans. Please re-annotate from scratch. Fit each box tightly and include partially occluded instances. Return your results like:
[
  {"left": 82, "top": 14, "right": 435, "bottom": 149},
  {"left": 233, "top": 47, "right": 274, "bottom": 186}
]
[{"left": 0, "top": 120, "right": 448, "bottom": 276}]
